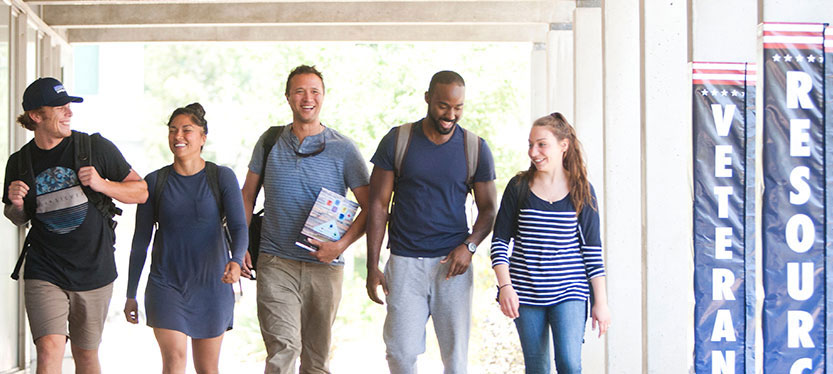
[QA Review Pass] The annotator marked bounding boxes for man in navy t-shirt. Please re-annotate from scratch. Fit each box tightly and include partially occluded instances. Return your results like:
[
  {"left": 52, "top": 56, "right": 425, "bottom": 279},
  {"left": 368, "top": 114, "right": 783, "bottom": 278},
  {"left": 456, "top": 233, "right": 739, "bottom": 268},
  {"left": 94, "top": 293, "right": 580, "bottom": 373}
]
[
  {"left": 4, "top": 77, "right": 147, "bottom": 373},
  {"left": 366, "top": 71, "right": 497, "bottom": 373}
]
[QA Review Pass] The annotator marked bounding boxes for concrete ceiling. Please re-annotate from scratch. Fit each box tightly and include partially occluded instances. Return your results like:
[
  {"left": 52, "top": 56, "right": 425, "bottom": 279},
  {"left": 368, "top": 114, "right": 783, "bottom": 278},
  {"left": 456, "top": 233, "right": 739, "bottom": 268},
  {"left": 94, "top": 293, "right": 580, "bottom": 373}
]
[{"left": 23, "top": 0, "right": 578, "bottom": 43}]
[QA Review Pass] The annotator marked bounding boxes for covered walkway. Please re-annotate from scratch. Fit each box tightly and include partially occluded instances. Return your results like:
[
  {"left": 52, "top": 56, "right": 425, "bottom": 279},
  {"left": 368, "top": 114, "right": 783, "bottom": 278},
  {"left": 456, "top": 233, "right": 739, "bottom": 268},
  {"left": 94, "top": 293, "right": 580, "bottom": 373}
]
[{"left": 1, "top": 1, "right": 831, "bottom": 373}]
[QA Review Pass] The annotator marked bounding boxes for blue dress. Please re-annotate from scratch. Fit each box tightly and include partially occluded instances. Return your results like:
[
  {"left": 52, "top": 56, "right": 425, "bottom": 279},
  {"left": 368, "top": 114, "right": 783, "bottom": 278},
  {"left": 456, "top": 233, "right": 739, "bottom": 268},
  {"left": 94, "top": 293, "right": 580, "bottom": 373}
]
[{"left": 127, "top": 165, "right": 248, "bottom": 339}]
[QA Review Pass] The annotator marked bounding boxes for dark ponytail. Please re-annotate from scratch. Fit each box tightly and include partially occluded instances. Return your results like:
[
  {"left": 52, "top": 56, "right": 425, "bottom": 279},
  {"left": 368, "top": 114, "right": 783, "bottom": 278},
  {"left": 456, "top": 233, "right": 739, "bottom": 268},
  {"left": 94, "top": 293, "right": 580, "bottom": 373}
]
[{"left": 167, "top": 102, "right": 208, "bottom": 134}]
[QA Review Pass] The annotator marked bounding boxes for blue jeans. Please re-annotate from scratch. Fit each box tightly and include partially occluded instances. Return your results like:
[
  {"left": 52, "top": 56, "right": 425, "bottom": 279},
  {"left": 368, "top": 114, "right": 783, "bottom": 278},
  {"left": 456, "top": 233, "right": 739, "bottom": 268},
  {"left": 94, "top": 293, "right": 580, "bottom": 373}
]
[{"left": 514, "top": 301, "right": 586, "bottom": 374}]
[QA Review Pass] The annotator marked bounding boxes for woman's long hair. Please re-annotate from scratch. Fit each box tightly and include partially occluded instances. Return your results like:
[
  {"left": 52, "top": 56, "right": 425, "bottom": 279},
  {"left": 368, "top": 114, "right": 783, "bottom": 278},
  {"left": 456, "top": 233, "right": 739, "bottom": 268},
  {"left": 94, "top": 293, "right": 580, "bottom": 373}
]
[{"left": 518, "top": 112, "right": 596, "bottom": 216}]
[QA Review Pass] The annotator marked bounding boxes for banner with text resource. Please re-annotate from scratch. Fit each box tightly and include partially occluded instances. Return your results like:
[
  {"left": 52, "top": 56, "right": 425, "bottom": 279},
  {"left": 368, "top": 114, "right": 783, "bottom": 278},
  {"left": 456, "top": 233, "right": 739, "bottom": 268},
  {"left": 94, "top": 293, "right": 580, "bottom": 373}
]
[{"left": 760, "top": 21, "right": 827, "bottom": 374}]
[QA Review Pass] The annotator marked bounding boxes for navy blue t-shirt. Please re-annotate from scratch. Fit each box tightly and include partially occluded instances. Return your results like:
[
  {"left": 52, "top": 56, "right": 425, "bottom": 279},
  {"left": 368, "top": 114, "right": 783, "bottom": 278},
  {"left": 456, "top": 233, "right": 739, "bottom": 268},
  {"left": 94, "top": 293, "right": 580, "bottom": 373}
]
[{"left": 370, "top": 120, "right": 495, "bottom": 257}]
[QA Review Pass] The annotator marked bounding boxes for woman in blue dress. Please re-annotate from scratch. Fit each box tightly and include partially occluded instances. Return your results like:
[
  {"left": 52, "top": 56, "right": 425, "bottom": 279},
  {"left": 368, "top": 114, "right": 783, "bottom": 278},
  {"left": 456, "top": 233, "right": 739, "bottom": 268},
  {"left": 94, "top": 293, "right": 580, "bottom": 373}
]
[
  {"left": 124, "top": 103, "right": 248, "bottom": 374},
  {"left": 490, "top": 113, "right": 611, "bottom": 374}
]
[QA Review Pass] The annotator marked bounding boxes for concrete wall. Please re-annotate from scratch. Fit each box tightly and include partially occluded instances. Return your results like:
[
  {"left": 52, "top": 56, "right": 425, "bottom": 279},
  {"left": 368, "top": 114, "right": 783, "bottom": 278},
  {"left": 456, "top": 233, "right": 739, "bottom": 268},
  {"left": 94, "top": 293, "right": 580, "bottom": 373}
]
[
  {"left": 587, "top": 1, "right": 830, "bottom": 373},
  {"left": 600, "top": 0, "right": 645, "bottom": 371}
]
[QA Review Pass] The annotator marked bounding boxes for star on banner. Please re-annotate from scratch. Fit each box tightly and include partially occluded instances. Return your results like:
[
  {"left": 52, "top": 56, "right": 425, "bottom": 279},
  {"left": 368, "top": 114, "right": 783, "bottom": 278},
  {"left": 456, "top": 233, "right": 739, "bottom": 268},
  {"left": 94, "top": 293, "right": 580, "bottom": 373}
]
[
  {"left": 808, "top": 55, "right": 816, "bottom": 62},
  {"left": 711, "top": 89, "right": 719, "bottom": 96},
  {"left": 700, "top": 89, "right": 709, "bottom": 96},
  {"left": 731, "top": 90, "right": 740, "bottom": 97},
  {"left": 795, "top": 55, "right": 805, "bottom": 62},
  {"left": 772, "top": 54, "right": 782, "bottom": 62},
  {"left": 820, "top": 55, "right": 824, "bottom": 63},
  {"left": 784, "top": 55, "right": 793, "bottom": 62},
  {"left": 721, "top": 90, "right": 728, "bottom": 96}
]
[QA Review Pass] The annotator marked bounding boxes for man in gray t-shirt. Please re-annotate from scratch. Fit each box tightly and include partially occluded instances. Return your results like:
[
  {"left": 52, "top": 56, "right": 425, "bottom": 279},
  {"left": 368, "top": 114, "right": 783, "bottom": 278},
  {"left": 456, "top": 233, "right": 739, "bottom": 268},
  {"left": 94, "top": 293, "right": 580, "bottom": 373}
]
[{"left": 241, "top": 65, "right": 369, "bottom": 374}]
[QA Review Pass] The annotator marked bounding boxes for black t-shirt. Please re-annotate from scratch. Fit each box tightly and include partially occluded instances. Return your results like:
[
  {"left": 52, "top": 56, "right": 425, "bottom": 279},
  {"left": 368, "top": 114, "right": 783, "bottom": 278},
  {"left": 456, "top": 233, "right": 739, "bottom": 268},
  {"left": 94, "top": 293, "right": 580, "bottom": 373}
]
[{"left": 3, "top": 133, "right": 132, "bottom": 291}]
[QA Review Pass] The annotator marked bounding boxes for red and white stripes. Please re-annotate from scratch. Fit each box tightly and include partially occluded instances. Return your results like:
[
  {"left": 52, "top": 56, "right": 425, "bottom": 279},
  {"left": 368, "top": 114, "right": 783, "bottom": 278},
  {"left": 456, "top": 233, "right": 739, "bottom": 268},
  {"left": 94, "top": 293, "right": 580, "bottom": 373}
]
[
  {"left": 762, "top": 22, "right": 825, "bottom": 50},
  {"left": 692, "top": 62, "right": 756, "bottom": 86}
]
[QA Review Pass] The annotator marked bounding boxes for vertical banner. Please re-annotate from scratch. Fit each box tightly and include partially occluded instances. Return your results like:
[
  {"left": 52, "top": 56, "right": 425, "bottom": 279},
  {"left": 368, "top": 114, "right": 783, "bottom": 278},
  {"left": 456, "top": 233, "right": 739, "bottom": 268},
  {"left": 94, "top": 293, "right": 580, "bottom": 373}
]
[
  {"left": 761, "top": 22, "right": 826, "bottom": 373},
  {"left": 825, "top": 25, "right": 832, "bottom": 374},
  {"left": 692, "top": 62, "right": 756, "bottom": 374}
]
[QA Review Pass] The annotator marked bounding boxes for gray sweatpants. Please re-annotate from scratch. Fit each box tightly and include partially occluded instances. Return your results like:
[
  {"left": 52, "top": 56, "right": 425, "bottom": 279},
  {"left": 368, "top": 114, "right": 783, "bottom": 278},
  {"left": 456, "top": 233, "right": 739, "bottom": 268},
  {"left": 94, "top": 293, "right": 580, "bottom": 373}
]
[{"left": 383, "top": 254, "right": 473, "bottom": 374}]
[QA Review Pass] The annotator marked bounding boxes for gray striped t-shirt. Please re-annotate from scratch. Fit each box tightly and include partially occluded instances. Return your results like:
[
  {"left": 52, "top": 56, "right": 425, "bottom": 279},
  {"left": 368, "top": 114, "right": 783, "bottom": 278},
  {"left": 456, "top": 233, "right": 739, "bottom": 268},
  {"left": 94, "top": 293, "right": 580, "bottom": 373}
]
[{"left": 248, "top": 125, "right": 369, "bottom": 265}]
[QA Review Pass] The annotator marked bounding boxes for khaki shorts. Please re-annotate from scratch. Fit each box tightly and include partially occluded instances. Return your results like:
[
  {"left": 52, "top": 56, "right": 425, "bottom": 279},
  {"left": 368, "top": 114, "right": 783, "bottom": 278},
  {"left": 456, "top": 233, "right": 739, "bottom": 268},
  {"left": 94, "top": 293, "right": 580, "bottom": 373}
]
[{"left": 24, "top": 279, "right": 114, "bottom": 350}]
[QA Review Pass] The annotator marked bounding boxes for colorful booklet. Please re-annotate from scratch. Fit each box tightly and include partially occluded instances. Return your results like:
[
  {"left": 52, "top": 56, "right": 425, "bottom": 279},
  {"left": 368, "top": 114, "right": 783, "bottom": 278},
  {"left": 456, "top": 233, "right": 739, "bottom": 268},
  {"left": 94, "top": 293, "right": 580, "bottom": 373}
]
[{"left": 295, "top": 187, "right": 359, "bottom": 252}]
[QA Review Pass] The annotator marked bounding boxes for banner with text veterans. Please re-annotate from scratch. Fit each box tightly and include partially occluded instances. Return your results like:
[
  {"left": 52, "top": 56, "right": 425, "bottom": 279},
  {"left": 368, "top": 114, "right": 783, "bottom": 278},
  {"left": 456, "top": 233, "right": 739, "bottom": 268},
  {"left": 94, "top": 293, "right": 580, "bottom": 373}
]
[
  {"left": 692, "top": 62, "right": 756, "bottom": 374},
  {"left": 760, "top": 22, "right": 826, "bottom": 373}
]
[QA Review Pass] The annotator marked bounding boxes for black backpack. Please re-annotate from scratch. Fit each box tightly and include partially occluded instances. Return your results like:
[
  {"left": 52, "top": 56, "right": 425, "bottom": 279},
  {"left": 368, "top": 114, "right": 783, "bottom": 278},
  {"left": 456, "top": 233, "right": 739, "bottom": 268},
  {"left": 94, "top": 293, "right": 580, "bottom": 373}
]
[
  {"left": 11, "top": 131, "right": 122, "bottom": 280},
  {"left": 247, "top": 125, "right": 286, "bottom": 271}
]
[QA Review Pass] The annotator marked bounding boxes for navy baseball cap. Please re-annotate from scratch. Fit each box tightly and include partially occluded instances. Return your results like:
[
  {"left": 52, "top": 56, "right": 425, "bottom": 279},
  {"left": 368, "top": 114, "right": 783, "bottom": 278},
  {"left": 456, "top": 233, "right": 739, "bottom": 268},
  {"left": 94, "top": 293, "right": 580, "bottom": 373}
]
[{"left": 22, "top": 77, "right": 83, "bottom": 111}]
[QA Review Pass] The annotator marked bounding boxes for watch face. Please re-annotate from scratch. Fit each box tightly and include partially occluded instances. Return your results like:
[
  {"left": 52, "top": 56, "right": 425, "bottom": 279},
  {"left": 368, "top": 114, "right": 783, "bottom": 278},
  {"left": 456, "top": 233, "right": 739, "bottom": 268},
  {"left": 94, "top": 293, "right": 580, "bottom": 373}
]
[{"left": 467, "top": 242, "right": 477, "bottom": 253}]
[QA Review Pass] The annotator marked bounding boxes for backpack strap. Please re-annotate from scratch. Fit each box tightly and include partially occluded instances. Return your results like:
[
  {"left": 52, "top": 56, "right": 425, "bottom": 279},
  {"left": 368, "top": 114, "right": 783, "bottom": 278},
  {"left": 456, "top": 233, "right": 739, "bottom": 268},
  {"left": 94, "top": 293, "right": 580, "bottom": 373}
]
[
  {"left": 152, "top": 165, "right": 172, "bottom": 225},
  {"left": 204, "top": 161, "right": 233, "bottom": 248},
  {"left": 462, "top": 128, "right": 481, "bottom": 190},
  {"left": 71, "top": 131, "right": 121, "bottom": 228},
  {"left": 393, "top": 122, "right": 415, "bottom": 180},
  {"left": 18, "top": 143, "right": 36, "bottom": 219},
  {"left": 73, "top": 130, "right": 91, "bottom": 169},
  {"left": 257, "top": 125, "right": 286, "bottom": 192},
  {"left": 512, "top": 175, "right": 530, "bottom": 238},
  {"left": 10, "top": 233, "right": 31, "bottom": 280},
  {"left": 204, "top": 161, "right": 224, "bottom": 220}
]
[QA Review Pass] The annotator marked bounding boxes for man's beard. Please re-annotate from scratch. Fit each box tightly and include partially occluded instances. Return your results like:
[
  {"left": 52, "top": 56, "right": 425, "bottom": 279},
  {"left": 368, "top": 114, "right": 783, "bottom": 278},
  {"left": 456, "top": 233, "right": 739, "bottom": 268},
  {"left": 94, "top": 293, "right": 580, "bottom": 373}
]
[{"left": 428, "top": 113, "right": 456, "bottom": 135}]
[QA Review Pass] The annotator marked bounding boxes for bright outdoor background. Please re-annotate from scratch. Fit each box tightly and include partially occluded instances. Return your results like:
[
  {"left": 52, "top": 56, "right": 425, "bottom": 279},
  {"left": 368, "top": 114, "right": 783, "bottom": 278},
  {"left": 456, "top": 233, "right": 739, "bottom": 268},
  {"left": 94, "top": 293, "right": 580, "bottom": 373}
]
[{"left": 68, "top": 42, "right": 538, "bottom": 373}]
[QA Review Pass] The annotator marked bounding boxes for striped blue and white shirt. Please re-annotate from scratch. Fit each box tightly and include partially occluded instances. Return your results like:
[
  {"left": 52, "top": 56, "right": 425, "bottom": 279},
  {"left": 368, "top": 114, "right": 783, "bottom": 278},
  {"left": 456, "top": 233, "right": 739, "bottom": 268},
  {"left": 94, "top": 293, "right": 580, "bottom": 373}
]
[
  {"left": 490, "top": 175, "right": 605, "bottom": 306},
  {"left": 248, "top": 125, "right": 370, "bottom": 265}
]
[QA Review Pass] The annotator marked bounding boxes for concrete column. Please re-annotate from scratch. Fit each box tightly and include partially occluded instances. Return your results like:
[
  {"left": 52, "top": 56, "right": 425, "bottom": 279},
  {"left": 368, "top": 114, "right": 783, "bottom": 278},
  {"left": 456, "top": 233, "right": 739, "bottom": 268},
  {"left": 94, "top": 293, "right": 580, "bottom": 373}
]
[
  {"left": 60, "top": 44, "right": 72, "bottom": 86},
  {"left": 39, "top": 33, "right": 52, "bottom": 77},
  {"left": 761, "top": 0, "right": 833, "bottom": 23},
  {"left": 692, "top": 0, "right": 758, "bottom": 62},
  {"left": 52, "top": 44, "right": 60, "bottom": 78},
  {"left": 573, "top": 7, "right": 604, "bottom": 204},
  {"left": 574, "top": 6, "right": 605, "bottom": 373},
  {"left": 548, "top": 23, "right": 573, "bottom": 120},
  {"left": 643, "top": 1, "right": 691, "bottom": 373},
  {"left": 530, "top": 42, "right": 548, "bottom": 117},
  {"left": 11, "top": 8, "right": 30, "bottom": 369},
  {"left": 13, "top": 11, "right": 27, "bottom": 148},
  {"left": 601, "top": 0, "right": 643, "bottom": 372}
]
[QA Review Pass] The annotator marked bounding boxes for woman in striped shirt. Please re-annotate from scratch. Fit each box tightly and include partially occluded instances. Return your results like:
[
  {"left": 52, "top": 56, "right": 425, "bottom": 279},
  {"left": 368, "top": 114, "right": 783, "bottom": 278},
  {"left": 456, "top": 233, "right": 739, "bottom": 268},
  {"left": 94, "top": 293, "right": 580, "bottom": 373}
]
[{"left": 490, "top": 112, "right": 610, "bottom": 374}]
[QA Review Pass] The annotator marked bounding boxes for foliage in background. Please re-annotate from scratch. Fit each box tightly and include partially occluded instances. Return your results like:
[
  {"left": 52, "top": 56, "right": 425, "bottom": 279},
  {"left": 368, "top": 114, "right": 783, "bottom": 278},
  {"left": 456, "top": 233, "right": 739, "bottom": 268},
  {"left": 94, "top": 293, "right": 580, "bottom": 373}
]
[
  {"left": 141, "top": 42, "right": 532, "bottom": 372},
  {"left": 143, "top": 43, "right": 530, "bottom": 184}
]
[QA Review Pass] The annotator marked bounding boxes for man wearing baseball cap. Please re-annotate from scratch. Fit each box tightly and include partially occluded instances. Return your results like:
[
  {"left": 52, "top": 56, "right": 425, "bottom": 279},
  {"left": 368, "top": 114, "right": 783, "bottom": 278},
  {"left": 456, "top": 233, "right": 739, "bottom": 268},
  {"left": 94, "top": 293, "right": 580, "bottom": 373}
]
[{"left": 4, "top": 77, "right": 147, "bottom": 373}]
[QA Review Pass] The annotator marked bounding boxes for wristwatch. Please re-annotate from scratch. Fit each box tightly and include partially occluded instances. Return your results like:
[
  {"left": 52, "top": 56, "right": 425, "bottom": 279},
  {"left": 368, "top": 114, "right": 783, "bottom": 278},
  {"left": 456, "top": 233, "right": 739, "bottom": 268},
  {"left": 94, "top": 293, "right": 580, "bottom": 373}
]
[{"left": 464, "top": 240, "right": 477, "bottom": 254}]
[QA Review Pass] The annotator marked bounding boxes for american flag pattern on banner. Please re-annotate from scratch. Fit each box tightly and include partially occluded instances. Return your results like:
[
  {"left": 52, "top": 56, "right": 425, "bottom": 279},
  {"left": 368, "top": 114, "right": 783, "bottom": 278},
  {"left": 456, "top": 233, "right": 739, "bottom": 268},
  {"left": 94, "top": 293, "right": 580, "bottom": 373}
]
[
  {"left": 760, "top": 21, "right": 826, "bottom": 374},
  {"left": 825, "top": 23, "right": 833, "bottom": 374},
  {"left": 692, "top": 62, "right": 756, "bottom": 87},
  {"left": 825, "top": 26, "right": 832, "bottom": 52},
  {"left": 763, "top": 22, "right": 826, "bottom": 50},
  {"left": 691, "top": 60, "right": 756, "bottom": 374}
]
